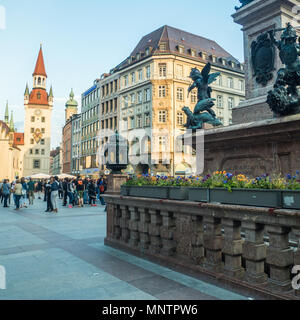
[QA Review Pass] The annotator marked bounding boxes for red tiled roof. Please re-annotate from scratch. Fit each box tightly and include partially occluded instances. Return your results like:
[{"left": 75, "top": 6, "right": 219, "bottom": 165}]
[
  {"left": 33, "top": 47, "right": 47, "bottom": 77},
  {"left": 28, "top": 88, "right": 49, "bottom": 106},
  {"left": 14, "top": 133, "right": 24, "bottom": 146}
]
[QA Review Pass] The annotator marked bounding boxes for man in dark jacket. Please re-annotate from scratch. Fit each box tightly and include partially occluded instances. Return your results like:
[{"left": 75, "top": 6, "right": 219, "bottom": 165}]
[
  {"left": 62, "top": 178, "right": 68, "bottom": 206},
  {"left": 45, "top": 180, "right": 53, "bottom": 212}
]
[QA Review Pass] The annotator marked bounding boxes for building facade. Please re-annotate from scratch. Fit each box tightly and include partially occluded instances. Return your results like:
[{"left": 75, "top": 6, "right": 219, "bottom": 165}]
[
  {"left": 116, "top": 25, "right": 245, "bottom": 176},
  {"left": 71, "top": 114, "right": 81, "bottom": 176},
  {"left": 0, "top": 110, "right": 24, "bottom": 181},
  {"left": 98, "top": 71, "right": 120, "bottom": 174},
  {"left": 80, "top": 81, "right": 100, "bottom": 177},
  {"left": 62, "top": 89, "right": 79, "bottom": 175},
  {"left": 23, "top": 46, "right": 53, "bottom": 177},
  {"left": 50, "top": 146, "right": 62, "bottom": 175}
]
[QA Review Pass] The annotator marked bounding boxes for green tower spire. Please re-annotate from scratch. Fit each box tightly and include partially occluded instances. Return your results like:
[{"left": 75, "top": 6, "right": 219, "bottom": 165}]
[
  {"left": 49, "top": 85, "right": 53, "bottom": 98},
  {"left": 4, "top": 101, "right": 9, "bottom": 124},
  {"left": 9, "top": 110, "right": 14, "bottom": 132},
  {"left": 24, "top": 83, "right": 30, "bottom": 96},
  {"left": 65, "top": 88, "right": 78, "bottom": 108}
]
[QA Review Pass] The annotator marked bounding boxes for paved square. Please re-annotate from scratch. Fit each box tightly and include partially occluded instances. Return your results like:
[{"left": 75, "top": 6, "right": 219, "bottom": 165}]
[{"left": 0, "top": 195, "right": 249, "bottom": 300}]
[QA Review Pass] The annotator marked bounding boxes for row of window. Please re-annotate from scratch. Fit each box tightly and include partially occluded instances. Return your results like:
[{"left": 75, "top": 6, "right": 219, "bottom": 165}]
[
  {"left": 101, "top": 98, "right": 118, "bottom": 114},
  {"left": 82, "top": 121, "right": 100, "bottom": 137},
  {"left": 157, "top": 63, "right": 244, "bottom": 91},
  {"left": 101, "top": 117, "right": 118, "bottom": 130},
  {"left": 82, "top": 105, "right": 99, "bottom": 121},
  {"left": 218, "top": 76, "right": 244, "bottom": 91},
  {"left": 123, "top": 66, "right": 151, "bottom": 87},
  {"left": 82, "top": 139, "right": 99, "bottom": 152},
  {"left": 30, "top": 149, "right": 45, "bottom": 155},
  {"left": 30, "top": 139, "right": 45, "bottom": 145},
  {"left": 122, "top": 113, "right": 151, "bottom": 130},
  {"left": 82, "top": 89, "right": 100, "bottom": 107},
  {"left": 30, "top": 128, "right": 45, "bottom": 134},
  {"left": 31, "top": 116, "right": 45, "bottom": 122},
  {"left": 216, "top": 96, "right": 236, "bottom": 109},
  {"left": 101, "top": 80, "right": 119, "bottom": 97},
  {"left": 122, "top": 89, "right": 151, "bottom": 108}
]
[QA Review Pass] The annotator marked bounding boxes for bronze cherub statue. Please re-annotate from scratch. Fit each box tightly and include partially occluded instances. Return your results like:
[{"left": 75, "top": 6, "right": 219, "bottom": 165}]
[{"left": 182, "top": 62, "right": 223, "bottom": 130}]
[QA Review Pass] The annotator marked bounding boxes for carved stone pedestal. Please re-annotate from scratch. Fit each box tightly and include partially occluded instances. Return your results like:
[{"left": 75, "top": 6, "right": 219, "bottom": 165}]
[
  {"left": 266, "top": 225, "right": 293, "bottom": 292},
  {"left": 242, "top": 221, "right": 267, "bottom": 284},
  {"left": 232, "top": 0, "right": 299, "bottom": 124}
]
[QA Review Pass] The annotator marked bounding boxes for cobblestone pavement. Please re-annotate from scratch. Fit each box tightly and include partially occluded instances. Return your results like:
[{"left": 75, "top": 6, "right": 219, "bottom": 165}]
[{"left": 0, "top": 195, "right": 250, "bottom": 300}]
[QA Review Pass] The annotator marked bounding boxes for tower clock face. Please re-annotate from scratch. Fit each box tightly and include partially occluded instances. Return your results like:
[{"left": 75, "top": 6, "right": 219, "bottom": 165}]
[{"left": 34, "top": 109, "right": 42, "bottom": 116}]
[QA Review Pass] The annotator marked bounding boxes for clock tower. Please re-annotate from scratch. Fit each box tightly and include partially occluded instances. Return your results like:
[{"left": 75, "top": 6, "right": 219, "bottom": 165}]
[{"left": 23, "top": 45, "right": 53, "bottom": 177}]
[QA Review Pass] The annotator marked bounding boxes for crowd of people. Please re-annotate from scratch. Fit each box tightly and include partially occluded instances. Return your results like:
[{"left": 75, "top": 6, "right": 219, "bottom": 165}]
[{"left": 0, "top": 176, "right": 107, "bottom": 213}]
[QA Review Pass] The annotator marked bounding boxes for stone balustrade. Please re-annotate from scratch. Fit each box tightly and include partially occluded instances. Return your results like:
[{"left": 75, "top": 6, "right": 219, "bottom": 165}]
[{"left": 104, "top": 194, "right": 300, "bottom": 299}]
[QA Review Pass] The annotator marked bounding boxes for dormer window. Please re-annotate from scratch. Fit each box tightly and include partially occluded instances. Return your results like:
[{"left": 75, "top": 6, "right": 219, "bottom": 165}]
[
  {"left": 136, "top": 53, "right": 140, "bottom": 60},
  {"left": 200, "top": 52, "right": 206, "bottom": 60},
  {"left": 210, "top": 55, "right": 217, "bottom": 63},
  {"left": 159, "top": 42, "right": 166, "bottom": 51},
  {"left": 190, "top": 49, "right": 196, "bottom": 57},
  {"left": 145, "top": 47, "right": 150, "bottom": 55},
  {"left": 178, "top": 45, "right": 184, "bottom": 54}
]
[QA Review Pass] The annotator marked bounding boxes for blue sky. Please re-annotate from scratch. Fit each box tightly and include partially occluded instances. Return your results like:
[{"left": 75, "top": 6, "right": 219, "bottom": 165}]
[{"left": 0, "top": 0, "right": 244, "bottom": 148}]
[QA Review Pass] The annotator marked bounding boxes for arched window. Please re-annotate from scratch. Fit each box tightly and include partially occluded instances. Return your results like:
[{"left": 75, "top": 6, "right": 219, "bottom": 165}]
[
  {"left": 42, "top": 78, "right": 45, "bottom": 86},
  {"left": 38, "top": 77, "right": 41, "bottom": 85},
  {"left": 34, "top": 77, "right": 37, "bottom": 86}
]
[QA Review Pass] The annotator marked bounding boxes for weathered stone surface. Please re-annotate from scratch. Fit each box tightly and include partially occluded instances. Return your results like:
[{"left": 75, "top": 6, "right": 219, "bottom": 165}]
[
  {"left": 266, "top": 248, "right": 294, "bottom": 267},
  {"left": 243, "top": 242, "right": 266, "bottom": 261},
  {"left": 203, "top": 235, "right": 223, "bottom": 251},
  {"left": 104, "top": 194, "right": 300, "bottom": 299},
  {"left": 138, "top": 222, "right": 149, "bottom": 233},
  {"left": 128, "top": 220, "right": 138, "bottom": 231},
  {"left": 148, "top": 225, "right": 161, "bottom": 237},
  {"left": 294, "top": 251, "right": 300, "bottom": 266},
  {"left": 185, "top": 114, "right": 300, "bottom": 177},
  {"left": 160, "top": 226, "right": 174, "bottom": 240},
  {"left": 223, "top": 239, "right": 243, "bottom": 256}
]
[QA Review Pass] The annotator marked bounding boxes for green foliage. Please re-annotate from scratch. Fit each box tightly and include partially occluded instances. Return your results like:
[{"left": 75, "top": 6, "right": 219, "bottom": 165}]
[{"left": 123, "top": 171, "right": 300, "bottom": 191}]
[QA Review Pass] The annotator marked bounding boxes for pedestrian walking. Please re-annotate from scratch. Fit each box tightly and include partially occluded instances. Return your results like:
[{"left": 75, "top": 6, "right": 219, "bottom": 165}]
[
  {"left": 67, "top": 179, "right": 75, "bottom": 207},
  {"left": 20, "top": 177, "right": 28, "bottom": 208},
  {"left": 75, "top": 177, "right": 85, "bottom": 207},
  {"left": 1, "top": 180, "right": 11, "bottom": 207},
  {"left": 88, "top": 180, "right": 97, "bottom": 206},
  {"left": 62, "top": 178, "right": 68, "bottom": 206},
  {"left": 13, "top": 179, "right": 23, "bottom": 210},
  {"left": 50, "top": 176, "right": 59, "bottom": 214},
  {"left": 45, "top": 180, "right": 53, "bottom": 212},
  {"left": 27, "top": 178, "right": 35, "bottom": 205},
  {"left": 98, "top": 178, "right": 106, "bottom": 206},
  {"left": 58, "top": 180, "right": 64, "bottom": 199},
  {"left": 37, "top": 180, "right": 43, "bottom": 199}
]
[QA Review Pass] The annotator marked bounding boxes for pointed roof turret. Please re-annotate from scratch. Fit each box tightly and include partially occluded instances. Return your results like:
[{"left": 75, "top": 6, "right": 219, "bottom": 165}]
[
  {"left": 65, "top": 88, "right": 78, "bottom": 108},
  {"left": 33, "top": 44, "right": 47, "bottom": 78},
  {"left": 9, "top": 110, "right": 14, "bottom": 132},
  {"left": 49, "top": 85, "right": 53, "bottom": 98},
  {"left": 24, "top": 83, "right": 30, "bottom": 96},
  {"left": 4, "top": 101, "right": 9, "bottom": 124}
]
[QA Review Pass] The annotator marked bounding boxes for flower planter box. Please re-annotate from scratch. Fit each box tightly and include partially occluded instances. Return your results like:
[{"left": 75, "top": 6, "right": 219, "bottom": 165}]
[
  {"left": 209, "top": 188, "right": 282, "bottom": 208},
  {"left": 169, "top": 187, "right": 189, "bottom": 201},
  {"left": 121, "top": 185, "right": 130, "bottom": 196},
  {"left": 123, "top": 186, "right": 169, "bottom": 199},
  {"left": 282, "top": 190, "right": 300, "bottom": 210},
  {"left": 188, "top": 188, "right": 209, "bottom": 202}
]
